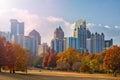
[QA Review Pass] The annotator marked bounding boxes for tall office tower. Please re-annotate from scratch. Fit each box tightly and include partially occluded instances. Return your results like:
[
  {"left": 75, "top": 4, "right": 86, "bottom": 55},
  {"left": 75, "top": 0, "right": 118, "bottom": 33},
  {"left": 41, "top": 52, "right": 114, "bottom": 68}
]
[
  {"left": 23, "top": 36, "right": 33, "bottom": 52},
  {"left": 54, "top": 26, "right": 64, "bottom": 39},
  {"left": 64, "top": 37, "right": 80, "bottom": 50},
  {"left": 29, "top": 30, "right": 41, "bottom": 55},
  {"left": 87, "top": 29, "right": 91, "bottom": 38},
  {"left": 73, "top": 20, "right": 87, "bottom": 52},
  {"left": 87, "top": 32, "right": 105, "bottom": 53},
  {"left": 51, "top": 26, "right": 64, "bottom": 53},
  {"left": 10, "top": 19, "right": 24, "bottom": 36},
  {"left": 13, "top": 35, "right": 24, "bottom": 47}
]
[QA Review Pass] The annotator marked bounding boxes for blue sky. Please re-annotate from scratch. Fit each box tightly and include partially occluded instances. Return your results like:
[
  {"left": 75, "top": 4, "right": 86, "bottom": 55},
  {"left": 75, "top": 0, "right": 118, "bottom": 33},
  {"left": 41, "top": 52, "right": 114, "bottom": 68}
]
[{"left": 0, "top": 0, "right": 120, "bottom": 45}]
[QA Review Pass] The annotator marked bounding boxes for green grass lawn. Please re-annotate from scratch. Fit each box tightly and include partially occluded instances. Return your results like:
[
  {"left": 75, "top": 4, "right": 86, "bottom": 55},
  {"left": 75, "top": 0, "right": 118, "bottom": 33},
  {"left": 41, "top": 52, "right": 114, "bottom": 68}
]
[{"left": 0, "top": 70, "right": 120, "bottom": 80}]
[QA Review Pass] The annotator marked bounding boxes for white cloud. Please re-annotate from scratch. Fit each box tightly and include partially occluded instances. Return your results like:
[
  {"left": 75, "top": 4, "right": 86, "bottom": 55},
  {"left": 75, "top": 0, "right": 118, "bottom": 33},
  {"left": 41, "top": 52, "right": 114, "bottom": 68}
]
[
  {"left": 114, "top": 26, "right": 120, "bottom": 29},
  {"left": 86, "top": 23, "right": 95, "bottom": 28},
  {"left": 104, "top": 25, "right": 111, "bottom": 29},
  {"left": 0, "top": 8, "right": 74, "bottom": 45},
  {"left": 98, "top": 24, "right": 102, "bottom": 27}
]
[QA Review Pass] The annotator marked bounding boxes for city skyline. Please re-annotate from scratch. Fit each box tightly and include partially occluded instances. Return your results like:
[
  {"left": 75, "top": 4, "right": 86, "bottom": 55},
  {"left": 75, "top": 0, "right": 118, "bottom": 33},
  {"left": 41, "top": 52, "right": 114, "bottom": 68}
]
[{"left": 0, "top": 0, "right": 120, "bottom": 45}]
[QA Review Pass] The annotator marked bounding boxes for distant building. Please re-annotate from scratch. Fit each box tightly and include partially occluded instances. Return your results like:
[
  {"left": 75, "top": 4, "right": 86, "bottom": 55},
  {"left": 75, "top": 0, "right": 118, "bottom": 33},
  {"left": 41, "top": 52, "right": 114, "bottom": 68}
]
[
  {"left": 54, "top": 26, "right": 64, "bottom": 39},
  {"left": 38, "top": 43, "right": 48, "bottom": 56},
  {"left": 105, "top": 39, "right": 113, "bottom": 49},
  {"left": 13, "top": 35, "right": 24, "bottom": 47},
  {"left": 23, "top": 36, "right": 33, "bottom": 52},
  {"left": 0, "top": 31, "right": 11, "bottom": 42},
  {"left": 51, "top": 26, "right": 64, "bottom": 53},
  {"left": 29, "top": 29, "right": 41, "bottom": 55},
  {"left": 10, "top": 19, "right": 24, "bottom": 36},
  {"left": 86, "top": 32, "right": 105, "bottom": 53},
  {"left": 51, "top": 39, "right": 64, "bottom": 53},
  {"left": 64, "top": 37, "right": 80, "bottom": 50},
  {"left": 73, "top": 20, "right": 87, "bottom": 52}
]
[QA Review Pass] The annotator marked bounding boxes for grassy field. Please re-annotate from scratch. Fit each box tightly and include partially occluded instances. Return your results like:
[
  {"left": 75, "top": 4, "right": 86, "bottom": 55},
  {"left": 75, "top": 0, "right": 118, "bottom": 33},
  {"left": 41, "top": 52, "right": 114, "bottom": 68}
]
[{"left": 0, "top": 70, "right": 120, "bottom": 80}]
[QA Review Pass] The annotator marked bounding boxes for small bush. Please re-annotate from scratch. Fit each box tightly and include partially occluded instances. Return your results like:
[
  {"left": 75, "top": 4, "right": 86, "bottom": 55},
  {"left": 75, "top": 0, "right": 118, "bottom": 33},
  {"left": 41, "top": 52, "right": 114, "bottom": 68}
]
[
  {"left": 56, "top": 62, "right": 70, "bottom": 71},
  {"left": 72, "top": 62, "right": 81, "bottom": 72},
  {"left": 80, "top": 65, "right": 92, "bottom": 73}
]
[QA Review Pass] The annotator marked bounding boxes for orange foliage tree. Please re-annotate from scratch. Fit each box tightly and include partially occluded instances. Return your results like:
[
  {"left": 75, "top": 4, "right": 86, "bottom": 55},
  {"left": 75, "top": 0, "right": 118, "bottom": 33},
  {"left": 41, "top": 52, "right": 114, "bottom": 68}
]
[
  {"left": 0, "top": 36, "right": 6, "bottom": 72},
  {"left": 12, "top": 43, "right": 27, "bottom": 73},
  {"left": 104, "top": 46, "right": 120, "bottom": 76},
  {"left": 42, "top": 49, "right": 57, "bottom": 68},
  {"left": 57, "top": 48, "right": 81, "bottom": 68},
  {"left": 5, "top": 42, "right": 16, "bottom": 73}
]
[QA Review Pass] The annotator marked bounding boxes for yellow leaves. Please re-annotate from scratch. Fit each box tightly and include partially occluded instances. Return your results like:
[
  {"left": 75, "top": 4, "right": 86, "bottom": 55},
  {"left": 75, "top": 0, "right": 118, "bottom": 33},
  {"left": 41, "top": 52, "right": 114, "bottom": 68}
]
[{"left": 57, "top": 48, "right": 81, "bottom": 65}]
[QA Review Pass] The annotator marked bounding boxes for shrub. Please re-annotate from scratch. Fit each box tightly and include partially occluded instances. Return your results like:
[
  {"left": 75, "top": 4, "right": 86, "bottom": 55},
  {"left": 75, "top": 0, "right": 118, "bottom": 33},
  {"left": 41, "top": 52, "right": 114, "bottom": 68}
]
[
  {"left": 80, "top": 64, "right": 92, "bottom": 73},
  {"left": 72, "top": 62, "right": 81, "bottom": 72},
  {"left": 56, "top": 62, "right": 70, "bottom": 71}
]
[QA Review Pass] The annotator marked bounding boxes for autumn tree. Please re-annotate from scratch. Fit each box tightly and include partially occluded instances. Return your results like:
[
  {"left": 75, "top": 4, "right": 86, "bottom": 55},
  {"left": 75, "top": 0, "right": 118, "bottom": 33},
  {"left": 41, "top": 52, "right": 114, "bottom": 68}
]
[
  {"left": 42, "top": 54, "right": 49, "bottom": 67},
  {"left": 42, "top": 49, "right": 57, "bottom": 68},
  {"left": 56, "top": 61, "right": 70, "bottom": 71},
  {"left": 47, "top": 53, "right": 57, "bottom": 68},
  {"left": 104, "top": 46, "right": 120, "bottom": 76},
  {"left": 0, "top": 36, "right": 6, "bottom": 72},
  {"left": 57, "top": 48, "right": 81, "bottom": 68},
  {"left": 12, "top": 43, "right": 27, "bottom": 73},
  {"left": 5, "top": 42, "right": 16, "bottom": 73},
  {"left": 72, "top": 62, "right": 81, "bottom": 72}
]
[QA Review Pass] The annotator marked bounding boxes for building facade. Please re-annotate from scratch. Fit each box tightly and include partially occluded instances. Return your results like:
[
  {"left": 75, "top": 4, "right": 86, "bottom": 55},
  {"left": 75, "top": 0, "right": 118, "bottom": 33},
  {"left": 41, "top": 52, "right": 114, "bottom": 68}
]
[
  {"left": 105, "top": 39, "right": 113, "bottom": 49},
  {"left": 29, "top": 29, "right": 41, "bottom": 55},
  {"left": 51, "top": 26, "right": 64, "bottom": 53},
  {"left": 23, "top": 36, "right": 33, "bottom": 52},
  {"left": 64, "top": 37, "right": 80, "bottom": 50},
  {"left": 0, "top": 31, "right": 11, "bottom": 42},
  {"left": 10, "top": 19, "right": 24, "bottom": 36},
  {"left": 87, "top": 32, "right": 105, "bottom": 53},
  {"left": 74, "top": 20, "right": 87, "bottom": 52},
  {"left": 38, "top": 43, "right": 48, "bottom": 56}
]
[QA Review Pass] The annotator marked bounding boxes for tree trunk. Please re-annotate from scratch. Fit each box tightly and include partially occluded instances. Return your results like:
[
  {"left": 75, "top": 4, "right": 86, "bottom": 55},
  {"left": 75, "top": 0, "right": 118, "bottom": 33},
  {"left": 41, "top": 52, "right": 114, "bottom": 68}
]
[
  {"left": 0, "top": 66, "right": 1, "bottom": 72},
  {"left": 10, "top": 69, "right": 12, "bottom": 73},
  {"left": 13, "top": 69, "right": 15, "bottom": 74},
  {"left": 113, "top": 71, "right": 117, "bottom": 77}
]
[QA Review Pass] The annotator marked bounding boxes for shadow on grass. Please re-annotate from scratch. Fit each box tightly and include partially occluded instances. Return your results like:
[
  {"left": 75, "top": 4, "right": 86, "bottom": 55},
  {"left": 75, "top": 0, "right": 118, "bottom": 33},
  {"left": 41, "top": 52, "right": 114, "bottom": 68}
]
[{"left": 0, "top": 72, "right": 119, "bottom": 80}]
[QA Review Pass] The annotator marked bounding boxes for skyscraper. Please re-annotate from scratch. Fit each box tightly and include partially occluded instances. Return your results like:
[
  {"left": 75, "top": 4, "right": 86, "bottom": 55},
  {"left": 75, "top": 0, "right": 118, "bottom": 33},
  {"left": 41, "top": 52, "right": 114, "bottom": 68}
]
[
  {"left": 54, "top": 26, "right": 64, "bottom": 39},
  {"left": 51, "top": 26, "right": 64, "bottom": 53},
  {"left": 74, "top": 20, "right": 87, "bottom": 52},
  {"left": 64, "top": 37, "right": 80, "bottom": 50},
  {"left": 87, "top": 32, "right": 105, "bottom": 53},
  {"left": 23, "top": 36, "right": 33, "bottom": 52},
  {"left": 10, "top": 19, "right": 24, "bottom": 36},
  {"left": 29, "top": 29, "right": 41, "bottom": 55}
]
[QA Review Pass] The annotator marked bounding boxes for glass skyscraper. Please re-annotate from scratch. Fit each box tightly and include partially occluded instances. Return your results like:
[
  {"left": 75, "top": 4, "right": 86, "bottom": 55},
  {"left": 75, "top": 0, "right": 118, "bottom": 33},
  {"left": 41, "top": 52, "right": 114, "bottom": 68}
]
[
  {"left": 29, "top": 29, "right": 41, "bottom": 55},
  {"left": 74, "top": 20, "right": 87, "bottom": 52},
  {"left": 10, "top": 19, "right": 24, "bottom": 36},
  {"left": 51, "top": 26, "right": 64, "bottom": 53}
]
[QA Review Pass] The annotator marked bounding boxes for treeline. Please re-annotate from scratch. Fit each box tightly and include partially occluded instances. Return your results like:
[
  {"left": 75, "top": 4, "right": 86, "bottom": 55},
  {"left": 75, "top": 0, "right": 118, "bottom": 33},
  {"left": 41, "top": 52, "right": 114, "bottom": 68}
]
[
  {"left": 1, "top": 36, "right": 120, "bottom": 76},
  {"left": 42, "top": 46, "right": 120, "bottom": 76},
  {"left": 0, "top": 36, "right": 27, "bottom": 73}
]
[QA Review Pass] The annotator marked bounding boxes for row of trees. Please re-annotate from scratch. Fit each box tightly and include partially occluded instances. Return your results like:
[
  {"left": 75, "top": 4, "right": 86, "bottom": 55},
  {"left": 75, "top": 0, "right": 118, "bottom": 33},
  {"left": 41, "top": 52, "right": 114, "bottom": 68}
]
[
  {"left": 0, "top": 36, "right": 27, "bottom": 73},
  {"left": 42, "top": 46, "right": 120, "bottom": 76}
]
